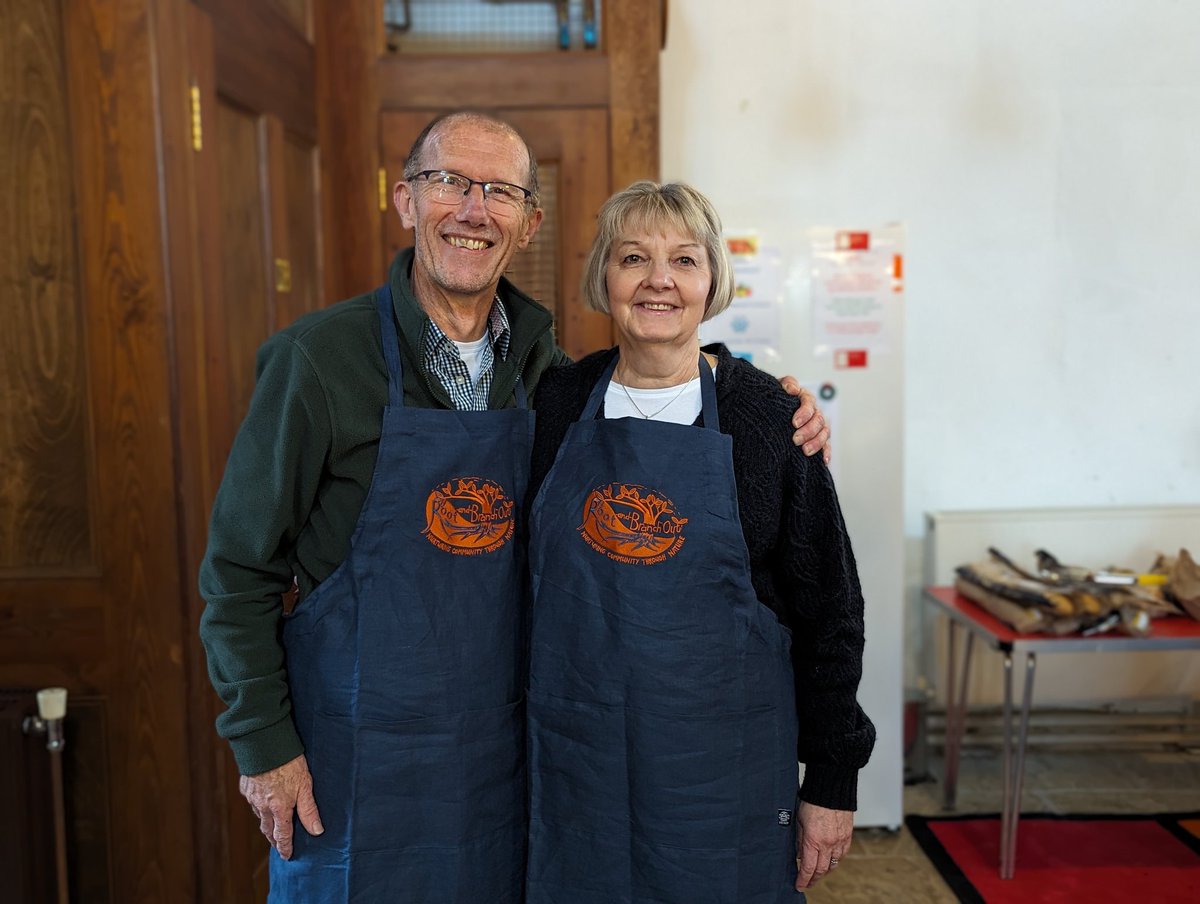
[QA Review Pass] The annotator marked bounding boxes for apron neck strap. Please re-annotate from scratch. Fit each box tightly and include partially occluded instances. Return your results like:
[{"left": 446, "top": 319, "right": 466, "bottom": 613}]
[
  {"left": 698, "top": 353, "right": 718, "bottom": 429},
  {"left": 375, "top": 285, "right": 405, "bottom": 408},
  {"left": 374, "top": 283, "right": 529, "bottom": 411},
  {"left": 582, "top": 350, "right": 719, "bottom": 430}
]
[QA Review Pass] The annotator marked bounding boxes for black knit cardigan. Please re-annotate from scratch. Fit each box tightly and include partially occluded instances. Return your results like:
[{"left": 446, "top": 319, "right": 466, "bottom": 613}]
[{"left": 526, "top": 344, "right": 877, "bottom": 811}]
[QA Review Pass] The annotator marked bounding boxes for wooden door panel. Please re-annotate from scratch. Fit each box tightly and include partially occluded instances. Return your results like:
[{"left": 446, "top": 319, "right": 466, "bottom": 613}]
[
  {"left": 381, "top": 107, "right": 612, "bottom": 360},
  {"left": 52, "top": 0, "right": 197, "bottom": 899},
  {"left": 1, "top": 1, "right": 169, "bottom": 900},
  {"left": 501, "top": 107, "right": 613, "bottom": 359},
  {"left": 0, "top": 0, "right": 94, "bottom": 574},
  {"left": 271, "top": 0, "right": 312, "bottom": 41},
  {"left": 281, "top": 134, "right": 323, "bottom": 325},
  {"left": 216, "top": 100, "right": 273, "bottom": 421},
  {"left": 197, "top": 0, "right": 316, "bottom": 142}
]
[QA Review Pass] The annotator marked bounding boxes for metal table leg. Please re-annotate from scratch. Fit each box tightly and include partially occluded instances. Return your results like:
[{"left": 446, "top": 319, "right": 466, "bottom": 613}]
[
  {"left": 942, "top": 620, "right": 974, "bottom": 810},
  {"left": 1000, "top": 652, "right": 1037, "bottom": 879},
  {"left": 1000, "top": 652, "right": 1014, "bottom": 872}
]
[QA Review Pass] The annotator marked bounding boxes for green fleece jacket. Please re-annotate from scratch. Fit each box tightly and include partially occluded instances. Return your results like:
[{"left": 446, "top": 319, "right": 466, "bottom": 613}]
[{"left": 198, "top": 249, "right": 568, "bottom": 775}]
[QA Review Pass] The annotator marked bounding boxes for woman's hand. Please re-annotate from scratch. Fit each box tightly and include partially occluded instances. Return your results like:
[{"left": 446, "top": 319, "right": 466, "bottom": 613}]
[
  {"left": 794, "top": 801, "right": 853, "bottom": 890},
  {"left": 778, "top": 376, "right": 832, "bottom": 463}
]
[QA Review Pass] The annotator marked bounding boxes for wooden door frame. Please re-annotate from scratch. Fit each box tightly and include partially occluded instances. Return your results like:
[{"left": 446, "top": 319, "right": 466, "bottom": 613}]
[{"left": 318, "top": 0, "right": 662, "bottom": 302}]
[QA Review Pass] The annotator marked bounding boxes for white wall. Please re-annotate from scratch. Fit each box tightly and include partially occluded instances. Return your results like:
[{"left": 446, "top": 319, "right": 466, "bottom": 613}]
[{"left": 662, "top": 0, "right": 1200, "bottom": 687}]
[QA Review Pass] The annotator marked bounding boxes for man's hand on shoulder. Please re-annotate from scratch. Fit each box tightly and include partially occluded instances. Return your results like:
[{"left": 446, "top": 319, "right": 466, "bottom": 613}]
[
  {"left": 779, "top": 376, "right": 832, "bottom": 464},
  {"left": 239, "top": 753, "right": 324, "bottom": 860}
]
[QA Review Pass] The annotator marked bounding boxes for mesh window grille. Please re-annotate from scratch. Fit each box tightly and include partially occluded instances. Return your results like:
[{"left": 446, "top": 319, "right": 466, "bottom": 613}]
[
  {"left": 384, "top": 0, "right": 601, "bottom": 54},
  {"left": 504, "top": 161, "right": 559, "bottom": 319}
]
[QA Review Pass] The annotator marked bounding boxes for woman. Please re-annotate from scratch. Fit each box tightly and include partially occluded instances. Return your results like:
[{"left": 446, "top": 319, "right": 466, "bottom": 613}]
[{"left": 525, "top": 182, "right": 875, "bottom": 903}]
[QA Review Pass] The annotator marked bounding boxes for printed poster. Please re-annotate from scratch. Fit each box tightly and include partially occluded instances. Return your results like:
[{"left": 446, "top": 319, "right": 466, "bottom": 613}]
[
  {"left": 810, "top": 227, "right": 904, "bottom": 361},
  {"left": 699, "top": 233, "right": 784, "bottom": 366}
]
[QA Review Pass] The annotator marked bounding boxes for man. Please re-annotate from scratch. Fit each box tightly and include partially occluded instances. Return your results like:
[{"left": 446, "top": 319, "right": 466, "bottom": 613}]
[{"left": 199, "top": 111, "right": 830, "bottom": 902}]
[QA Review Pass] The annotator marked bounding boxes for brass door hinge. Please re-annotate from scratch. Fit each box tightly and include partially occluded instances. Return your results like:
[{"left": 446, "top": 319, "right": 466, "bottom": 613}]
[
  {"left": 189, "top": 83, "right": 203, "bottom": 151},
  {"left": 379, "top": 167, "right": 389, "bottom": 212},
  {"left": 274, "top": 258, "right": 292, "bottom": 293}
]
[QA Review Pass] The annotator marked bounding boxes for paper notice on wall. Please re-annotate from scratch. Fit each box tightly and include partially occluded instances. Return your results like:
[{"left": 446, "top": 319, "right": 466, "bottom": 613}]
[
  {"left": 699, "top": 234, "right": 783, "bottom": 367},
  {"left": 810, "top": 227, "right": 904, "bottom": 359}
]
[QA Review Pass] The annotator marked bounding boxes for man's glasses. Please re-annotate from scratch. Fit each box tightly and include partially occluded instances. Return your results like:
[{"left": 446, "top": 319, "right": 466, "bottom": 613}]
[{"left": 408, "top": 170, "right": 534, "bottom": 214}]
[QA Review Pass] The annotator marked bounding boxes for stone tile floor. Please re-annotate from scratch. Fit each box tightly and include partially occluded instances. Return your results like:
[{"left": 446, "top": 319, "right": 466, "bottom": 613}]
[{"left": 805, "top": 746, "right": 1200, "bottom": 903}]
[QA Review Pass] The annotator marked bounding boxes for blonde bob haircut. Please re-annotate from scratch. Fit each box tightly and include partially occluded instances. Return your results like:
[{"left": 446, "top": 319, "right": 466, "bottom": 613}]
[{"left": 582, "top": 181, "right": 736, "bottom": 323}]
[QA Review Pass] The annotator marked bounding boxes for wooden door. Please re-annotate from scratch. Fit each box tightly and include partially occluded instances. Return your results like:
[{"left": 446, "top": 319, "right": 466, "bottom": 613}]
[
  {"left": 0, "top": 0, "right": 198, "bottom": 900},
  {"left": 381, "top": 108, "right": 613, "bottom": 360},
  {"left": 171, "top": 2, "right": 325, "bottom": 901}
]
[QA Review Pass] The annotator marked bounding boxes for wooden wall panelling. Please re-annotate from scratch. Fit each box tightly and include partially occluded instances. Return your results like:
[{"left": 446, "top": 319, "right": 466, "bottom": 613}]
[
  {"left": 0, "top": 584, "right": 107, "bottom": 691},
  {"left": 62, "top": 0, "right": 197, "bottom": 900},
  {"left": 0, "top": 0, "right": 95, "bottom": 575},
  {"left": 315, "top": 0, "right": 382, "bottom": 300},
  {"left": 377, "top": 54, "right": 611, "bottom": 110},
  {"left": 605, "top": 0, "right": 662, "bottom": 189}
]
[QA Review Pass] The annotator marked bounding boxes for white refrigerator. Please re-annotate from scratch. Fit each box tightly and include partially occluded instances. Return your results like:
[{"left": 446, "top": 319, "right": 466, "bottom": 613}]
[{"left": 701, "top": 226, "right": 905, "bottom": 829}]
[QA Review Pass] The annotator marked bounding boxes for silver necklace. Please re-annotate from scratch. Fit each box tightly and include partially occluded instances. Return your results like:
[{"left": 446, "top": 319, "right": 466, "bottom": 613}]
[{"left": 616, "top": 376, "right": 692, "bottom": 419}]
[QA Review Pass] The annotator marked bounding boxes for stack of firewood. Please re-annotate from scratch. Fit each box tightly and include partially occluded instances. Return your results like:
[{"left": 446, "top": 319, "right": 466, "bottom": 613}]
[{"left": 955, "top": 548, "right": 1200, "bottom": 636}]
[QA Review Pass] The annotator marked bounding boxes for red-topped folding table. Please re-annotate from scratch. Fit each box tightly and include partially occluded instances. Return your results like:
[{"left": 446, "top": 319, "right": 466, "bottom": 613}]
[{"left": 922, "top": 585, "right": 1200, "bottom": 878}]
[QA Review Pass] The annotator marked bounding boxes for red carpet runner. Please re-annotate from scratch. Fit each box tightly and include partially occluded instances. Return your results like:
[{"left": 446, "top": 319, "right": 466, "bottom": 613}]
[{"left": 906, "top": 812, "right": 1200, "bottom": 903}]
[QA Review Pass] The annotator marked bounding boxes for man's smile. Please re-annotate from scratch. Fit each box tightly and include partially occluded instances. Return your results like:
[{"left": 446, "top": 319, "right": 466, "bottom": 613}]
[{"left": 444, "top": 235, "right": 494, "bottom": 251}]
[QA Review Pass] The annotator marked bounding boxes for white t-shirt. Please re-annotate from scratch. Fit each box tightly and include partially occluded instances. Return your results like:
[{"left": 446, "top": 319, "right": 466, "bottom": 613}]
[
  {"left": 605, "top": 366, "right": 716, "bottom": 426},
  {"left": 452, "top": 335, "right": 491, "bottom": 386}
]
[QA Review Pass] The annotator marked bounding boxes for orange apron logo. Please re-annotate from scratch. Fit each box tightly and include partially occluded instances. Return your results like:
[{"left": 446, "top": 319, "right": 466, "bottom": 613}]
[
  {"left": 423, "top": 477, "right": 515, "bottom": 555},
  {"left": 579, "top": 483, "right": 688, "bottom": 565}
]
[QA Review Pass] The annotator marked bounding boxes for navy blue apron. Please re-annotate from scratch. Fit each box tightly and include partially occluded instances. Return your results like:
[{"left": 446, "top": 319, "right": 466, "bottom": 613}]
[
  {"left": 269, "top": 286, "right": 533, "bottom": 903},
  {"left": 526, "top": 354, "right": 801, "bottom": 904}
]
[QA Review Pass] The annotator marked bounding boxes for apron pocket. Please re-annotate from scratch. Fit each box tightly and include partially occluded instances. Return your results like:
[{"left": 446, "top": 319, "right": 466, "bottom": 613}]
[
  {"left": 528, "top": 692, "right": 627, "bottom": 839},
  {"left": 352, "top": 699, "right": 526, "bottom": 853},
  {"left": 526, "top": 821, "right": 629, "bottom": 904},
  {"left": 527, "top": 692, "right": 630, "bottom": 900},
  {"left": 630, "top": 837, "right": 738, "bottom": 904},
  {"left": 626, "top": 706, "right": 745, "bottom": 851}
]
